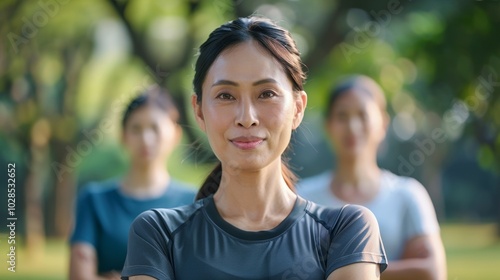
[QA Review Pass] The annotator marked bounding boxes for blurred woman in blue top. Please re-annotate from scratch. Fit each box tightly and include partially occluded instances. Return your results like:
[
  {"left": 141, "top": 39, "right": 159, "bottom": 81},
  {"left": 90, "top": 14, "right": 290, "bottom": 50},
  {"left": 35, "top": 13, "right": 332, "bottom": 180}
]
[{"left": 69, "top": 86, "right": 196, "bottom": 280}]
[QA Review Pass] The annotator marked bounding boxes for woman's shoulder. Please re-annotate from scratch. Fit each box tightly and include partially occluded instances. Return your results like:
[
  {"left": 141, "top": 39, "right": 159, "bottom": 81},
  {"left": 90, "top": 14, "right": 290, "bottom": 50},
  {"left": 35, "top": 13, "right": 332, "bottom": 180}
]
[
  {"left": 134, "top": 199, "right": 205, "bottom": 234},
  {"left": 381, "top": 170, "right": 428, "bottom": 195},
  {"left": 297, "top": 171, "right": 332, "bottom": 196},
  {"left": 168, "top": 179, "right": 197, "bottom": 194},
  {"left": 77, "top": 180, "right": 119, "bottom": 199},
  {"left": 164, "top": 179, "right": 197, "bottom": 204},
  {"left": 304, "top": 200, "right": 377, "bottom": 231}
]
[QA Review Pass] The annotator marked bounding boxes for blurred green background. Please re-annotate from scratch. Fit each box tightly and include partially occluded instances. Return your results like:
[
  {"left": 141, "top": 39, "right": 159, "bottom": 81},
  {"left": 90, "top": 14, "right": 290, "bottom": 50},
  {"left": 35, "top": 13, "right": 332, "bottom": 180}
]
[{"left": 0, "top": 0, "right": 499, "bottom": 279}]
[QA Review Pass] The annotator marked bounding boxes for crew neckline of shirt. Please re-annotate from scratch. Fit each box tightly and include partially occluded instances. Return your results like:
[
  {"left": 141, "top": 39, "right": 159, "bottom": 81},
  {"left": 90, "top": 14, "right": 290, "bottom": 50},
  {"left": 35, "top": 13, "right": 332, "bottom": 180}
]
[{"left": 203, "top": 195, "right": 307, "bottom": 241}]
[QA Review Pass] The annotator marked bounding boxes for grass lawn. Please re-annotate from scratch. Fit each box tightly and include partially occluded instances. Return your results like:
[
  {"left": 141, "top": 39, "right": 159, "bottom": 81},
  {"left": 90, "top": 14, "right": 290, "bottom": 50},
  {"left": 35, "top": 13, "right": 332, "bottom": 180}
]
[
  {"left": 442, "top": 223, "right": 500, "bottom": 280},
  {"left": 0, "top": 223, "right": 499, "bottom": 279}
]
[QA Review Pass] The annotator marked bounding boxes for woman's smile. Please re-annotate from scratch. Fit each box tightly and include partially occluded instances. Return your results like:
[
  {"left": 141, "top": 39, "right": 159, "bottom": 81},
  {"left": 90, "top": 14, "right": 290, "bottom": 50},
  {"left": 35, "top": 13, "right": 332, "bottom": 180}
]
[{"left": 230, "top": 136, "right": 265, "bottom": 150}]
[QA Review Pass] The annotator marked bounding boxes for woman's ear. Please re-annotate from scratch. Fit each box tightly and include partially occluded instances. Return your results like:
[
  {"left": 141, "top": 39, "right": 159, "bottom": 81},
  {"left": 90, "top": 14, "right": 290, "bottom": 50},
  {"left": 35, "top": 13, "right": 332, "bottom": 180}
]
[
  {"left": 292, "top": 91, "right": 308, "bottom": 129},
  {"left": 191, "top": 94, "right": 206, "bottom": 132}
]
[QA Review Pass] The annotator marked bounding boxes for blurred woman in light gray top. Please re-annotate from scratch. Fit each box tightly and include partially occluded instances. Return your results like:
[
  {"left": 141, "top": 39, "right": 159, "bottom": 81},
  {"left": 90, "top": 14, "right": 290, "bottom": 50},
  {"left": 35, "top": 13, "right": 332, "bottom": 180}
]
[{"left": 298, "top": 75, "right": 447, "bottom": 280}]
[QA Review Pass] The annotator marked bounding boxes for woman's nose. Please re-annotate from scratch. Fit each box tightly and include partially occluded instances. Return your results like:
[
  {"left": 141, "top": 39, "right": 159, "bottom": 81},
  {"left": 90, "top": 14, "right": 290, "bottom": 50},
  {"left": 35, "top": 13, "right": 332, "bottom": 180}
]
[{"left": 235, "top": 99, "right": 259, "bottom": 128}]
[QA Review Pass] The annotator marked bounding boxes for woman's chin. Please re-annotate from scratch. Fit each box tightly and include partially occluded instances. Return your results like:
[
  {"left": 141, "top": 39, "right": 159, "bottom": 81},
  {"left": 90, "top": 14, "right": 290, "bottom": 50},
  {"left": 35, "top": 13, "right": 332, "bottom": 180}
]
[
  {"left": 133, "top": 155, "right": 160, "bottom": 165},
  {"left": 339, "top": 147, "right": 364, "bottom": 158},
  {"left": 223, "top": 158, "right": 269, "bottom": 174}
]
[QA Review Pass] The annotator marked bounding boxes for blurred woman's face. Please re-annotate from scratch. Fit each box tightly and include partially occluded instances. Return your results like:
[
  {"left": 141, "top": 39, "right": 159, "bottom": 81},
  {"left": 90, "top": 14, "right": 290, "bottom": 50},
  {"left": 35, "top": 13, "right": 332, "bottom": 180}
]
[
  {"left": 193, "top": 40, "right": 306, "bottom": 172},
  {"left": 326, "top": 89, "right": 386, "bottom": 159},
  {"left": 122, "top": 106, "right": 180, "bottom": 165}
]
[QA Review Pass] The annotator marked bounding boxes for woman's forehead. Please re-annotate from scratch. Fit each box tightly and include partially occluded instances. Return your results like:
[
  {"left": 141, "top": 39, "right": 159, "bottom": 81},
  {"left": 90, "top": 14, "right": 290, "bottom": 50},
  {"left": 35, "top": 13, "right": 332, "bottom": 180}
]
[
  {"left": 204, "top": 41, "right": 289, "bottom": 86},
  {"left": 125, "top": 105, "right": 170, "bottom": 122},
  {"left": 332, "top": 89, "right": 379, "bottom": 109}
]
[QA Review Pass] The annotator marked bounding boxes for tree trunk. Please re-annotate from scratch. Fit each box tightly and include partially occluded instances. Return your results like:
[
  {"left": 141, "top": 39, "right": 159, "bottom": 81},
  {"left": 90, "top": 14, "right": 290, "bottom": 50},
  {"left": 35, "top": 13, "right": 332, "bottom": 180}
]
[
  {"left": 51, "top": 139, "right": 77, "bottom": 239},
  {"left": 419, "top": 134, "right": 448, "bottom": 221},
  {"left": 421, "top": 163, "right": 445, "bottom": 221},
  {"left": 24, "top": 143, "right": 47, "bottom": 258}
]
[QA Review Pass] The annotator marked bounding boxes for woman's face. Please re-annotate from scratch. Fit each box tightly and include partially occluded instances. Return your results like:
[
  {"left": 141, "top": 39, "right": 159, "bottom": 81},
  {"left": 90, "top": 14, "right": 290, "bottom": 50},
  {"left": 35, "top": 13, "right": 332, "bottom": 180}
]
[
  {"left": 122, "top": 105, "right": 180, "bottom": 165},
  {"left": 193, "top": 40, "right": 306, "bottom": 172},
  {"left": 326, "top": 88, "right": 386, "bottom": 159}
]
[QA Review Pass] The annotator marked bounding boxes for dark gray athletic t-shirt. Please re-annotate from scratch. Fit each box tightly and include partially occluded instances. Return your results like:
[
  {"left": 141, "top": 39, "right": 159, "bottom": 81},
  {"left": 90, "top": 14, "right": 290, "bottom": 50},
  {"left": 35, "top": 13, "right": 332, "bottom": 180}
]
[{"left": 122, "top": 195, "right": 387, "bottom": 280}]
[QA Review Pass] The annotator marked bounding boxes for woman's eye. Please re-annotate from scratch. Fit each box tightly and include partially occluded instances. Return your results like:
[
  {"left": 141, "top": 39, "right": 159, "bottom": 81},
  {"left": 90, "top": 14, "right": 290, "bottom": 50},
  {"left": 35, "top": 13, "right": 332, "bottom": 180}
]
[
  {"left": 260, "top": 90, "right": 277, "bottom": 99},
  {"left": 216, "top": 93, "right": 234, "bottom": 100},
  {"left": 357, "top": 110, "right": 369, "bottom": 121},
  {"left": 130, "top": 125, "right": 141, "bottom": 134},
  {"left": 336, "top": 112, "right": 348, "bottom": 121}
]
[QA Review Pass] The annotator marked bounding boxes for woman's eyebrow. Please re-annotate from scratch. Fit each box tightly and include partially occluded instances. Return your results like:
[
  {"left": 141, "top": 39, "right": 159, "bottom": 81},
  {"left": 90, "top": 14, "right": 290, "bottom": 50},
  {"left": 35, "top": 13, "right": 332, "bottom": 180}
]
[
  {"left": 211, "top": 78, "right": 278, "bottom": 88},
  {"left": 253, "top": 78, "right": 278, "bottom": 86},
  {"left": 212, "top": 80, "right": 238, "bottom": 87}
]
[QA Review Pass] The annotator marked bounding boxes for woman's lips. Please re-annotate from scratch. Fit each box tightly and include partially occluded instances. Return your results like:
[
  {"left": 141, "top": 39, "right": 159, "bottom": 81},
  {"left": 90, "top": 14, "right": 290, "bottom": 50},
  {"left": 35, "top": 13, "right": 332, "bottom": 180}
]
[{"left": 230, "top": 137, "right": 264, "bottom": 150}]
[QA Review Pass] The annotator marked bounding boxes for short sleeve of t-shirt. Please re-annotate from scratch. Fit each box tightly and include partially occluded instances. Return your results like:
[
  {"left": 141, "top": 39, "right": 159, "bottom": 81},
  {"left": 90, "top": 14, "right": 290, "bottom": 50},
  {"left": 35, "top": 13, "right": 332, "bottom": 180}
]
[
  {"left": 402, "top": 177, "right": 440, "bottom": 239},
  {"left": 122, "top": 210, "right": 174, "bottom": 280},
  {"left": 319, "top": 204, "right": 387, "bottom": 275},
  {"left": 70, "top": 184, "right": 99, "bottom": 246},
  {"left": 122, "top": 203, "right": 202, "bottom": 280}
]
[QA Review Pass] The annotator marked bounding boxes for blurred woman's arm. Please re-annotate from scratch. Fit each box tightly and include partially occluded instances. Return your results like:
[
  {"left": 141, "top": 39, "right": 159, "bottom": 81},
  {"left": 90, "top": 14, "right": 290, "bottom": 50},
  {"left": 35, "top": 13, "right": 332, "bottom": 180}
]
[
  {"left": 381, "top": 233, "right": 447, "bottom": 280},
  {"left": 69, "top": 243, "right": 121, "bottom": 280}
]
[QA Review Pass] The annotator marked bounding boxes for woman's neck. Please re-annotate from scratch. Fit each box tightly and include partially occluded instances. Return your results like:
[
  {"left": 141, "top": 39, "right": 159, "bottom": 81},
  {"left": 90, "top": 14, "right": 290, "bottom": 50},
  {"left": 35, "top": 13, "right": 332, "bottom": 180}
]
[
  {"left": 331, "top": 156, "right": 381, "bottom": 204},
  {"left": 213, "top": 160, "right": 297, "bottom": 231},
  {"left": 121, "top": 162, "right": 170, "bottom": 199}
]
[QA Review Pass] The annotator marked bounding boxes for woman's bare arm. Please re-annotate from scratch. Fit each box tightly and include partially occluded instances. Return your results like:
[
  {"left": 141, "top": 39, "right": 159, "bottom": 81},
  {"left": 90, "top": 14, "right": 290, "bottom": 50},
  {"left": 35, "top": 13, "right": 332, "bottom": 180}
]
[
  {"left": 381, "top": 234, "right": 447, "bottom": 280},
  {"left": 327, "top": 262, "right": 381, "bottom": 280},
  {"left": 129, "top": 276, "right": 156, "bottom": 280},
  {"left": 69, "top": 243, "right": 121, "bottom": 280}
]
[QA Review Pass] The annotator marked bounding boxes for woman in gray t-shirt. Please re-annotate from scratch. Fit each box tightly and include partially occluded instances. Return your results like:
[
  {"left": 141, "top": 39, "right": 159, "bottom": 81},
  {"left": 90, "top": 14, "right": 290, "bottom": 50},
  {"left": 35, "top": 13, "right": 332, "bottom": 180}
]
[{"left": 122, "top": 17, "right": 387, "bottom": 280}]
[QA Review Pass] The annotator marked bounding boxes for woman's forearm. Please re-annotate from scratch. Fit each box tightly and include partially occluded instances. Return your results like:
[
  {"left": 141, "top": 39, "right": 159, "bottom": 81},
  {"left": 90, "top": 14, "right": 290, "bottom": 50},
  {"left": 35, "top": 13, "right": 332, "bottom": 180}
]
[{"left": 381, "top": 257, "right": 444, "bottom": 280}]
